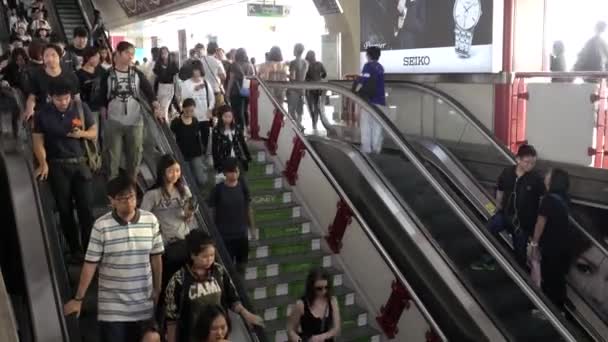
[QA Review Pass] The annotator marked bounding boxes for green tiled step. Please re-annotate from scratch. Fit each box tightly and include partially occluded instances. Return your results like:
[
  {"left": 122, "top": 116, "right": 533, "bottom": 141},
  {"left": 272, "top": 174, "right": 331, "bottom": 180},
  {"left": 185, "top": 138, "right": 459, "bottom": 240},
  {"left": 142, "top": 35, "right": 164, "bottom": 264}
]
[
  {"left": 245, "top": 251, "right": 330, "bottom": 281},
  {"left": 248, "top": 160, "right": 274, "bottom": 177},
  {"left": 247, "top": 267, "right": 343, "bottom": 300},
  {"left": 249, "top": 233, "right": 320, "bottom": 260},
  {"left": 263, "top": 305, "right": 374, "bottom": 342},
  {"left": 251, "top": 188, "right": 292, "bottom": 207},
  {"left": 339, "top": 326, "right": 382, "bottom": 342},
  {"left": 253, "top": 285, "right": 357, "bottom": 323},
  {"left": 257, "top": 217, "right": 310, "bottom": 240},
  {"left": 254, "top": 203, "right": 301, "bottom": 222},
  {"left": 248, "top": 174, "right": 283, "bottom": 192}
]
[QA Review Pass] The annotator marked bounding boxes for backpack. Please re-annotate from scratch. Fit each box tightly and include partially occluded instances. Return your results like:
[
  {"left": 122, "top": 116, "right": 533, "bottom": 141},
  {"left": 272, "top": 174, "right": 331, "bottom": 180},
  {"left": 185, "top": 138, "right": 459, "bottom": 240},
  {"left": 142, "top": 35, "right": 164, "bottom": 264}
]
[{"left": 107, "top": 66, "right": 140, "bottom": 103}]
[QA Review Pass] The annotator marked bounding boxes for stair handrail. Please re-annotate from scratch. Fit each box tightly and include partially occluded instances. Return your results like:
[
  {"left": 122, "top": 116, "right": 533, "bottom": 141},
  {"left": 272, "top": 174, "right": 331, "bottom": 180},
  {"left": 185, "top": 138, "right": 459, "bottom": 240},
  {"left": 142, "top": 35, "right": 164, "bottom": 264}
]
[
  {"left": 253, "top": 77, "right": 457, "bottom": 341},
  {"left": 332, "top": 79, "right": 608, "bottom": 272},
  {"left": 139, "top": 103, "right": 264, "bottom": 342},
  {"left": 261, "top": 79, "right": 580, "bottom": 342}
]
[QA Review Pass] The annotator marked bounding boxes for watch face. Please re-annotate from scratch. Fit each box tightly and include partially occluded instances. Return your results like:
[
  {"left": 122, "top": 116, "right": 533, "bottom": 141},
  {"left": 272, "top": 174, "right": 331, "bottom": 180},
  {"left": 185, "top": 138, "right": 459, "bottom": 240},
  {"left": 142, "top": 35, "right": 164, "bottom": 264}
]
[{"left": 453, "top": 0, "right": 482, "bottom": 30}]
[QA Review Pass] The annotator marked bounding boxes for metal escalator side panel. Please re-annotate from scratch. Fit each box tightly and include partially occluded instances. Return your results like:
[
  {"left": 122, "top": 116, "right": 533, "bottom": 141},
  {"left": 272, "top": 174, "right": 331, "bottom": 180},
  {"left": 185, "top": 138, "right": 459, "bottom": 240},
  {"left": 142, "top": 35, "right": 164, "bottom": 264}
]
[
  {"left": 307, "top": 137, "right": 505, "bottom": 341},
  {"left": 0, "top": 268, "right": 19, "bottom": 342},
  {"left": 0, "top": 151, "right": 69, "bottom": 341}
]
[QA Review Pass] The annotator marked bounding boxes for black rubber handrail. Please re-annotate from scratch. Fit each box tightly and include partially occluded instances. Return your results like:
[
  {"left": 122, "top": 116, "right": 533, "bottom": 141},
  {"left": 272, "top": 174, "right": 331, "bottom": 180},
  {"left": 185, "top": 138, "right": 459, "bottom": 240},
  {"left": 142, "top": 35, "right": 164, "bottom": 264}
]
[{"left": 0, "top": 0, "right": 10, "bottom": 42}]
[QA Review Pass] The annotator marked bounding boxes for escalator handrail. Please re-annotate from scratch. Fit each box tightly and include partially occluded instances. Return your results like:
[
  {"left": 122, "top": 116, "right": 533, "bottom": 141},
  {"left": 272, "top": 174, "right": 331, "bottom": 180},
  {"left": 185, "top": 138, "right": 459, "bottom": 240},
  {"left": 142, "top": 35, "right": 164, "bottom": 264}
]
[
  {"left": 263, "top": 79, "right": 579, "bottom": 342},
  {"left": 0, "top": 0, "right": 11, "bottom": 42},
  {"left": 254, "top": 77, "right": 454, "bottom": 341},
  {"left": 76, "top": 0, "right": 113, "bottom": 51},
  {"left": 0, "top": 142, "right": 71, "bottom": 341},
  {"left": 139, "top": 104, "right": 263, "bottom": 342},
  {"left": 330, "top": 79, "right": 608, "bottom": 274}
]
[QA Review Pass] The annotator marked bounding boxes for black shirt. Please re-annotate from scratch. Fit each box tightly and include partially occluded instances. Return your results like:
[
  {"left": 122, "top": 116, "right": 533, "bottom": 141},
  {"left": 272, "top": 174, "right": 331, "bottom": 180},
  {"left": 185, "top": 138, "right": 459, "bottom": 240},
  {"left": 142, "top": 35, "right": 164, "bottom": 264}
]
[
  {"left": 67, "top": 45, "right": 85, "bottom": 69},
  {"left": 208, "top": 181, "right": 250, "bottom": 240},
  {"left": 76, "top": 68, "right": 103, "bottom": 111},
  {"left": 497, "top": 166, "right": 544, "bottom": 231},
  {"left": 25, "top": 68, "right": 80, "bottom": 111},
  {"left": 538, "top": 193, "right": 571, "bottom": 253},
  {"left": 33, "top": 100, "right": 95, "bottom": 160},
  {"left": 170, "top": 116, "right": 203, "bottom": 160},
  {"left": 153, "top": 61, "right": 178, "bottom": 84}
]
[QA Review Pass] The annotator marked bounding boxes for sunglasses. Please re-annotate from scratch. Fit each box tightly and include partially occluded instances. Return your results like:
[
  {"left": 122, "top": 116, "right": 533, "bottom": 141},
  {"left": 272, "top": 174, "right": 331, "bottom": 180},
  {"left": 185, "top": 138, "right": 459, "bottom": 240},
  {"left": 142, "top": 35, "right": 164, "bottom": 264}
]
[{"left": 315, "top": 285, "right": 328, "bottom": 291}]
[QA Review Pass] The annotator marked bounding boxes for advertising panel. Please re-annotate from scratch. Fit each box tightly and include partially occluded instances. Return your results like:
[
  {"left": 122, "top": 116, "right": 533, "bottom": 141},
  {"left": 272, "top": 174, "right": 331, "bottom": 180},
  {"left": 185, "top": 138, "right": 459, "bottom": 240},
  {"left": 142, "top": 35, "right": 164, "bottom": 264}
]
[{"left": 360, "top": 0, "right": 504, "bottom": 73}]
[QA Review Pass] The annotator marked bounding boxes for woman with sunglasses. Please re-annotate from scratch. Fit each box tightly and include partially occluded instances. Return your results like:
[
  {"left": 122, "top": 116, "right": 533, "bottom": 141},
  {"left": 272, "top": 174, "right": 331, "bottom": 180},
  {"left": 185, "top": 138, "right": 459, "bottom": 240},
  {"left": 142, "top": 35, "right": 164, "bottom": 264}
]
[{"left": 287, "top": 268, "right": 341, "bottom": 342}]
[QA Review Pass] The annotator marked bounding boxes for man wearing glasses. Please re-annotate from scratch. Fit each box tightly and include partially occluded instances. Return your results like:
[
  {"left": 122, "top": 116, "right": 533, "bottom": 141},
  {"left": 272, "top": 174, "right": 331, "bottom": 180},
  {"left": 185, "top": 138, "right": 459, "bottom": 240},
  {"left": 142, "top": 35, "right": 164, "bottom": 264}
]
[{"left": 64, "top": 176, "right": 164, "bottom": 342}]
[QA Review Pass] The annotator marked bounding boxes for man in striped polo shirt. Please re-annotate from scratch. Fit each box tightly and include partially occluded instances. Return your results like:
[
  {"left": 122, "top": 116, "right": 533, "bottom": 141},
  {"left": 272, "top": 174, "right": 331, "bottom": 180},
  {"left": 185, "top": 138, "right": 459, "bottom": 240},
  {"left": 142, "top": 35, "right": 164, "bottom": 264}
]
[{"left": 64, "top": 176, "right": 164, "bottom": 342}]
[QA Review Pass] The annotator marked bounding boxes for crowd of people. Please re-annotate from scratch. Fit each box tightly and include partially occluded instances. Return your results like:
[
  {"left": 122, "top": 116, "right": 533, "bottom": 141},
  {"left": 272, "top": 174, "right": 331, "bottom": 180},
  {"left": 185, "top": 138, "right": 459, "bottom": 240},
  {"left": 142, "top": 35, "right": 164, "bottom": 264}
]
[{"left": 0, "top": 8, "right": 343, "bottom": 338}]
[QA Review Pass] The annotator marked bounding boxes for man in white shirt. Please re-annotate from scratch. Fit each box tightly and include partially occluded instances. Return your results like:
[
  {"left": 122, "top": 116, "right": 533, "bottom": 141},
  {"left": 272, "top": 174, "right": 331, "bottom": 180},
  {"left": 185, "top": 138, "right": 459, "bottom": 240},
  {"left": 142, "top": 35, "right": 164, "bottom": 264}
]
[{"left": 200, "top": 42, "right": 226, "bottom": 108}]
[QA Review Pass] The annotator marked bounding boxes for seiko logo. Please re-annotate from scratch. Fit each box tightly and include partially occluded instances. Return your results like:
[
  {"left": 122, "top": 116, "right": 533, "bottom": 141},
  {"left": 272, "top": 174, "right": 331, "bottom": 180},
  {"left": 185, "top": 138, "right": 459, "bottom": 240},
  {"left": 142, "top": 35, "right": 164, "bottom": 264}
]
[{"left": 403, "top": 56, "right": 431, "bottom": 66}]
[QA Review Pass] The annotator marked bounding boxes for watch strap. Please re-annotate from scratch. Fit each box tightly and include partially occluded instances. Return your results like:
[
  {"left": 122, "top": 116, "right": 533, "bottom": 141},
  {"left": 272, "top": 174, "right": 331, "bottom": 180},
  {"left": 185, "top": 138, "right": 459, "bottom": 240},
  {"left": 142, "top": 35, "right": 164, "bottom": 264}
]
[{"left": 454, "top": 27, "right": 474, "bottom": 57}]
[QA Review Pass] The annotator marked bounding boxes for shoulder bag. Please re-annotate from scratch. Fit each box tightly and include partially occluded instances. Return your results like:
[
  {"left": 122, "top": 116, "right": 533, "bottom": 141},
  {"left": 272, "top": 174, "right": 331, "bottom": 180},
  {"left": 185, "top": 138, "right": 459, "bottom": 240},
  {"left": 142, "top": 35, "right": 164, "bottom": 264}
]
[{"left": 75, "top": 100, "right": 102, "bottom": 172}]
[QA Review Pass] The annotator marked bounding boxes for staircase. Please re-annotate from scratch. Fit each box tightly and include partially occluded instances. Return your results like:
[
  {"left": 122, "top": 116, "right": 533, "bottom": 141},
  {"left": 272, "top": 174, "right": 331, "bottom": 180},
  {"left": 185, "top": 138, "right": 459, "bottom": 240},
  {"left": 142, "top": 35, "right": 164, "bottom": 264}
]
[
  {"left": 54, "top": 0, "right": 87, "bottom": 40},
  {"left": 245, "top": 144, "right": 381, "bottom": 342}
]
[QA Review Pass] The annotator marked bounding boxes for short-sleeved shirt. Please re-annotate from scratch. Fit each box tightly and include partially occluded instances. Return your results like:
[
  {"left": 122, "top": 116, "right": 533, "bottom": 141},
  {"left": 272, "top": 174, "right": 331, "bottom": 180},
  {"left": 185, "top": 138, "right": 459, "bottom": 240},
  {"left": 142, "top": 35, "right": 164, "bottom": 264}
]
[
  {"left": 289, "top": 58, "right": 308, "bottom": 96},
  {"left": 170, "top": 117, "right": 203, "bottom": 160},
  {"left": 497, "top": 166, "right": 545, "bottom": 231},
  {"left": 140, "top": 186, "right": 192, "bottom": 244},
  {"left": 165, "top": 263, "right": 240, "bottom": 342},
  {"left": 33, "top": 100, "right": 94, "bottom": 160},
  {"left": 358, "top": 61, "right": 386, "bottom": 106},
  {"left": 85, "top": 209, "right": 164, "bottom": 322},
  {"left": 208, "top": 181, "right": 250, "bottom": 240},
  {"left": 538, "top": 193, "right": 571, "bottom": 252},
  {"left": 67, "top": 45, "right": 86, "bottom": 70},
  {"left": 26, "top": 68, "right": 80, "bottom": 111},
  {"left": 76, "top": 67, "right": 103, "bottom": 111},
  {"left": 200, "top": 56, "right": 225, "bottom": 93}
]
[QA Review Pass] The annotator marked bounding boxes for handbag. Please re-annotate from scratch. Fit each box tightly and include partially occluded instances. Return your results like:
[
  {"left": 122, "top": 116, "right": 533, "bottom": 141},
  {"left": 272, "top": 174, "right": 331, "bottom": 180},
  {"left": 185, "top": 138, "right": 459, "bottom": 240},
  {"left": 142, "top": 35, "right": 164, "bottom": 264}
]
[{"left": 75, "top": 100, "right": 102, "bottom": 172}]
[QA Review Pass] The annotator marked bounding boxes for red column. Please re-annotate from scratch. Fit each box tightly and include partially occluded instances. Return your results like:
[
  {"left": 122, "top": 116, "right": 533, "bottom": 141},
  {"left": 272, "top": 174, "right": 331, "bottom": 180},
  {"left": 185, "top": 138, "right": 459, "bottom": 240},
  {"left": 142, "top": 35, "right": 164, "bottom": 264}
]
[
  {"left": 265, "top": 109, "right": 283, "bottom": 155},
  {"left": 283, "top": 136, "right": 306, "bottom": 186},
  {"left": 494, "top": 0, "right": 515, "bottom": 145},
  {"left": 325, "top": 200, "right": 353, "bottom": 253},
  {"left": 426, "top": 329, "right": 442, "bottom": 342},
  {"left": 249, "top": 79, "right": 261, "bottom": 140},
  {"left": 376, "top": 280, "right": 411, "bottom": 338}
]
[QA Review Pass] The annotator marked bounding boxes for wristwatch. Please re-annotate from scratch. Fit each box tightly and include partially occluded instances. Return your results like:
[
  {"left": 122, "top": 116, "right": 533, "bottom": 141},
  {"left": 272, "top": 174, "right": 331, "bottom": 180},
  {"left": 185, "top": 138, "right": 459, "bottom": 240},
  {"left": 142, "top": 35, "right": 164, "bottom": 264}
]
[{"left": 453, "top": 0, "right": 482, "bottom": 58}]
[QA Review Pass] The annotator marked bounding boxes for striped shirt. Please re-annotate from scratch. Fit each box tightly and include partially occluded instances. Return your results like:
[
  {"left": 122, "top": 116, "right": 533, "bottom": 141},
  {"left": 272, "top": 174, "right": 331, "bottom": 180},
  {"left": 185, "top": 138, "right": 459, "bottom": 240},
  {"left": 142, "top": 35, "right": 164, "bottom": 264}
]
[{"left": 85, "top": 210, "right": 164, "bottom": 322}]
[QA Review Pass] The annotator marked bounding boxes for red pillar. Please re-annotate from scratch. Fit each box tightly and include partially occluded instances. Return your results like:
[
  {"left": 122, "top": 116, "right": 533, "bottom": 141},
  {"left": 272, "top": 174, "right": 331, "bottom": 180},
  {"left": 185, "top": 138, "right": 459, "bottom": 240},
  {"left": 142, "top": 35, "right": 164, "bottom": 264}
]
[
  {"left": 265, "top": 109, "right": 283, "bottom": 155},
  {"left": 249, "top": 79, "right": 261, "bottom": 140},
  {"left": 325, "top": 200, "right": 353, "bottom": 253},
  {"left": 426, "top": 329, "right": 442, "bottom": 342},
  {"left": 283, "top": 136, "right": 306, "bottom": 186},
  {"left": 494, "top": 0, "right": 515, "bottom": 145},
  {"left": 376, "top": 280, "right": 411, "bottom": 338}
]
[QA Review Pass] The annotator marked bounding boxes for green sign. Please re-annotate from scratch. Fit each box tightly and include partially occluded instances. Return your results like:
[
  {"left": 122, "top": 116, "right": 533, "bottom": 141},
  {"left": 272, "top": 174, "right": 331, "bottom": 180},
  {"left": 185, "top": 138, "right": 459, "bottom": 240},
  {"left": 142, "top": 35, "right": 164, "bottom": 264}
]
[{"left": 247, "top": 3, "right": 289, "bottom": 17}]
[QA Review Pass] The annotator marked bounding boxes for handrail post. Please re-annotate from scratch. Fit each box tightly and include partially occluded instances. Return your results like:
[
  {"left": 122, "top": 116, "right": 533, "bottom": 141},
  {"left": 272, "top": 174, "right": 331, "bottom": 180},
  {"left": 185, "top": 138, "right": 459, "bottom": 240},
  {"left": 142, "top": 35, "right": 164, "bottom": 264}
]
[
  {"left": 265, "top": 109, "right": 283, "bottom": 155},
  {"left": 249, "top": 79, "right": 261, "bottom": 140},
  {"left": 282, "top": 135, "right": 306, "bottom": 186},
  {"left": 325, "top": 199, "right": 352, "bottom": 253},
  {"left": 376, "top": 280, "right": 411, "bottom": 339}
]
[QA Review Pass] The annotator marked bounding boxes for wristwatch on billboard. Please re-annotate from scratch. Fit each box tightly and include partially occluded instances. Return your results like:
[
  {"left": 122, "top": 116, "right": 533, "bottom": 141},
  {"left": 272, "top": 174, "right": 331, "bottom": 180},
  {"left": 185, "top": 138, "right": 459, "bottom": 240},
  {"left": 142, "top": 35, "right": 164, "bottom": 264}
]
[{"left": 453, "top": 0, "right": 482, "bottom": 58}]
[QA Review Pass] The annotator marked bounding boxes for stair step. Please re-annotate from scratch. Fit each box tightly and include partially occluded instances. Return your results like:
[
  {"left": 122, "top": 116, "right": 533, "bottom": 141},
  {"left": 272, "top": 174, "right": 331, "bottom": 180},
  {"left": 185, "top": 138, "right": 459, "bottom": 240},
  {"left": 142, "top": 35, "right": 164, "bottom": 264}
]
[
  {"left": 247, "top": 267, "right": 343, "bottom": 300},
  {"left": 245, "top": 251, "right": 330, "bottom": 280},
  {"left": 254, "top": 203, "right": 301, "bottom": 222},
  {"left": 258, "top": 217, "right": 311, "bottom": 240},
  {"left": 249, "top": 161, "right": 274, "bottom": 177},
  {"left": 248, "top": 174, "right": 283, "bottom": 191},
  {"left": 251, "top": 188, "right": 292, "bottom": 206},
  {"left": 249, "top": 233, "right": 320, "bottom": 259},
  {"left": 253, "top": 285, "right": 357, "bottom": 322},
  {"left": 338, "top": 325, "right": 382, "bottom": 342}
]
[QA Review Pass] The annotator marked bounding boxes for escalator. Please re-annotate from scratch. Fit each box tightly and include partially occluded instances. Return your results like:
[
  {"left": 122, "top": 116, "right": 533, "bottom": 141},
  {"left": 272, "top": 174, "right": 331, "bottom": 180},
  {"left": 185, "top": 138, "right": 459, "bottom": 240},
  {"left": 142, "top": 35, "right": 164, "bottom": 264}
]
[
  {"left": 254, "top": 79, "right": 597, "bottom": 341},
  {"left": 44, "top": 0, "right": 88, "bottom": 41}
]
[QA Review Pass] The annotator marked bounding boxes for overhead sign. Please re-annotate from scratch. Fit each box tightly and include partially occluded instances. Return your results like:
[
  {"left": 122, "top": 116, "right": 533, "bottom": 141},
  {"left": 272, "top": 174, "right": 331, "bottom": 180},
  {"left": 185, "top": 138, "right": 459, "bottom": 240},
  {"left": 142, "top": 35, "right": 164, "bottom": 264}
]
[
  {"left": 312, "top": 0, "right": 343, "bottom": 15},
  {"left": 247, "top": 3, "right": 290, "bottom": 17},
  {"left": 360, "top": 0, "right": 503, "bottom": 73}
]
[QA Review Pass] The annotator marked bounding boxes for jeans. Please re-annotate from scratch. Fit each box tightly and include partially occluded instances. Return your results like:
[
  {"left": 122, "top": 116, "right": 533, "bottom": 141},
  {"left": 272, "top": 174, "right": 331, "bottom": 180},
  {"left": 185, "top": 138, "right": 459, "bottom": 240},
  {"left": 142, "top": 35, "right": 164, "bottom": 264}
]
[
  {"left": 306, "top": 90, "right": 323, "bottom": 128},
  {"left": 360, "top": 105, "right": 385, "bottom": 153},
  {"left": 47, "top": 161, "right": 94, "bottom": 255},
  {"left": 186, "top": 156, "right": 208, "bottom": 187},
  {"left": 511, "top": 228, "right": 530, "bottom": 269},
  {"left": 287, "top": 90, "right": 305, "bottom": 122},
  {"left": 198, "top": 120, "right": 211, "bottom": 154},
  {"left": 223, "top": 236, "right": 249, "bottom": 276},
  {"left": 230, "top": 95, "right": 249, "bottom": 129},
  {"left": 99, "top": 320, "right": 147, "bottom": 342},
  {"left": 104, "top": 120, "right": 144, "bottom": 180}
]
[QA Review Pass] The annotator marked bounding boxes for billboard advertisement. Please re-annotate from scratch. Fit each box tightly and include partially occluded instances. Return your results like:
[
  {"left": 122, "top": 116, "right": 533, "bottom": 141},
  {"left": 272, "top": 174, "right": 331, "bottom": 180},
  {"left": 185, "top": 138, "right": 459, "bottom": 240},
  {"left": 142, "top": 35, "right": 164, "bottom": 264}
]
[{"left": 360, "top": 0, "right": 504, "bottom": 73}]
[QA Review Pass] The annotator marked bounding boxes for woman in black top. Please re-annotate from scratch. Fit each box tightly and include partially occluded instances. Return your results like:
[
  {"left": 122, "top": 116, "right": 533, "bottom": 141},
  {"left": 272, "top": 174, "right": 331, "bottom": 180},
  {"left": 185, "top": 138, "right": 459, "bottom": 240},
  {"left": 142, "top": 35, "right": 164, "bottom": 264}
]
[
  {"left": 287, "top": 268, "right": 341, "bottom": 342},
  {"left": 1, "top": 47, "right": 28, "bottom": 91},
  {"left": 529, "top": 168, "right": 572, "bottom": 312},
  {"left": 211, "top": 105, "right": 251, "bottom": 173},
  {"left": 305, "top": 51, "right": 327, "bottom": 130},
  {"left": 153, "top": 46, "right": 179, "bottom": 121}
]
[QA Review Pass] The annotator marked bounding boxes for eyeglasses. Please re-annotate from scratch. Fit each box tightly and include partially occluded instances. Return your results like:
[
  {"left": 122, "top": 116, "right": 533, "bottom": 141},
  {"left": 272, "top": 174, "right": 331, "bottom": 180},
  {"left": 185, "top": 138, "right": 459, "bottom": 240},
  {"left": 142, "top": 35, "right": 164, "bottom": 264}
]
[
  {"left": 114, "top": 193, "right": 136, "bottom": 203},
  {"left": 315, "top": 286, "right": 328, "bottom": 291}
]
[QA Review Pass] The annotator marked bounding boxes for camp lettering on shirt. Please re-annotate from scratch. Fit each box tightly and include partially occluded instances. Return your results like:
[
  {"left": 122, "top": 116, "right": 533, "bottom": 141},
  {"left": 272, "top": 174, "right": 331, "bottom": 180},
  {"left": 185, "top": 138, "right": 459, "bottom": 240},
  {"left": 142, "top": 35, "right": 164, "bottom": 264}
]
[{"left": 85, "top": 209, "right": 164, "bottom": 322}]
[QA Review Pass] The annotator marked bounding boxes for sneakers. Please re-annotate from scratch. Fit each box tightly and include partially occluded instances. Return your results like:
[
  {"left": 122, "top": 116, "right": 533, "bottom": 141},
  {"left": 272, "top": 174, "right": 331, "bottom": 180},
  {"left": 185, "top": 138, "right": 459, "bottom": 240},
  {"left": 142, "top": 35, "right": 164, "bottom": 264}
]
[{"left": 470, "top": 259, "right": 497, "bottom": 271}]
